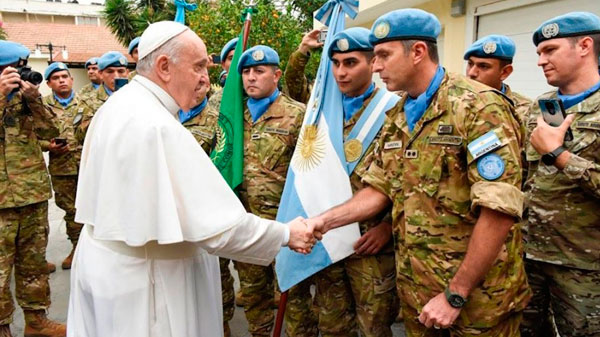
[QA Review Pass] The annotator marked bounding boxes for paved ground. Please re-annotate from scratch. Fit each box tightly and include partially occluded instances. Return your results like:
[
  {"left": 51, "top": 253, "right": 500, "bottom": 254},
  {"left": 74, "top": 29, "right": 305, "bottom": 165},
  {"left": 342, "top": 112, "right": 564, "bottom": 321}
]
[{"left": 8, "top": 196, "right": 406, "bottom": 336}]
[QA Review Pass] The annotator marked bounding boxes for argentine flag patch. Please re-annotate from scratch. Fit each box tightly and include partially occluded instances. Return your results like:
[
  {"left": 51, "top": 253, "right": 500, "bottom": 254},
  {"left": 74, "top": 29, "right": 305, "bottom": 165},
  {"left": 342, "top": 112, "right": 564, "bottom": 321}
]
[{"left": 467, "top": 130, "right": 502, "bottom": 160}]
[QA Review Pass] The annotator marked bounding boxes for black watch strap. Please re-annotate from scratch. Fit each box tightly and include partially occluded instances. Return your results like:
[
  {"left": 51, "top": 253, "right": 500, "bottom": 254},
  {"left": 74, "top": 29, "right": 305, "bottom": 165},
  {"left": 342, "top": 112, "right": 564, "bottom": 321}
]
[
  {"left": 542, "top": 146, "right": 567, "bottom": 165},
  {"left": 444, "top": 287, "right": 467, "bottom": 308}
]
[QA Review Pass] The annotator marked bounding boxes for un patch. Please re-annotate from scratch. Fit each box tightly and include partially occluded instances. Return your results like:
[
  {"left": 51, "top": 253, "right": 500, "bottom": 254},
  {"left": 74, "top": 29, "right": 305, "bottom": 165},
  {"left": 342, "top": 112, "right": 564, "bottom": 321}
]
[{"left": 477, "top": 153, "right": 505, "bottom": 181}]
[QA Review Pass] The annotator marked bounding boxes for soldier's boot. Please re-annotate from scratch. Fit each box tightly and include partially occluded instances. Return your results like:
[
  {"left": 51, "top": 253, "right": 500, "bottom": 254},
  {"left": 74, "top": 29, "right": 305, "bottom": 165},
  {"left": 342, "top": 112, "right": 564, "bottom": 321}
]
[
  {"left": 23, "top": 310, "right": 66, "bottom": 337},
  {"left": 0, "top": 324, "right": 12, "bottom": 337},
  {"left": 223, "top": 322, "right": 231, "bottom": 337},
  {"left": 46, "top": 263, "right": 56, "bottom": 274},
  {"left": 235, "top": 289, "right": 247, "bottom": 307},
  {"left": 61, "top": 247, "right": 75, "bottom": 270}
]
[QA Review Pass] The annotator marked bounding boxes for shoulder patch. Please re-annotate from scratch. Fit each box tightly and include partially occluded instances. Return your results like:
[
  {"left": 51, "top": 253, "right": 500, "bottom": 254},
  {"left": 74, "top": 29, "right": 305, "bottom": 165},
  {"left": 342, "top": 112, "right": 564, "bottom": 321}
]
[
  {"left": 468, "top": 130, "right": 502, "bottom": 160},
  {"left": 477, "top": 153, "right": 505, "bottom": 180}
]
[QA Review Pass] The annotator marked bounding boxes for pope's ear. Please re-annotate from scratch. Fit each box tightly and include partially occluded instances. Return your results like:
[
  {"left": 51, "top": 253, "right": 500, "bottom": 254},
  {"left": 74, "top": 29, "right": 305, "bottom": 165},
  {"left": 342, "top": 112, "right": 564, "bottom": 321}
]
[{"left": 154, "top": 54, "right": 171, "bottom": 81}]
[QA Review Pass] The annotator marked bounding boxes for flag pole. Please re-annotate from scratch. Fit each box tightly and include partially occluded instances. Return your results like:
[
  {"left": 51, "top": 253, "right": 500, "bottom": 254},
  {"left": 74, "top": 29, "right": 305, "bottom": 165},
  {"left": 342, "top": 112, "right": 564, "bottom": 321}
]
[{"left": 274, "top": 290, "right": 288, "bottom": 336}]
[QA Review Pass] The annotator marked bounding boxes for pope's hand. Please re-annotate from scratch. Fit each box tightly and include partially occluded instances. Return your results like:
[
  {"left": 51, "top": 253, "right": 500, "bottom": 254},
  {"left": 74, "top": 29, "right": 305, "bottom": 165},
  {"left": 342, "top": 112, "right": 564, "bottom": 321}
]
[{"left": 287, "top": 217, "right": 317, "bottom": 254}]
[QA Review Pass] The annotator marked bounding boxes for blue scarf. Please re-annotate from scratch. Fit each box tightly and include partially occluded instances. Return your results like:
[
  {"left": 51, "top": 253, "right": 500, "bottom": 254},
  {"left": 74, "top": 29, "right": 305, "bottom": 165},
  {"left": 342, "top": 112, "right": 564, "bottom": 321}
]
[
  {"left": 342, "top": 83, "right": 375, "bottom": 121},
  {"left": 501, "top": 83, "right": 507, "bottom": 94},
  {"left": 178, "top": 98, "right": 208, "bottom": 124},
  {"left": 104, "top": 85, "right": 114, "bottom": 96},
  {"left": 247, "top": 88, "right": 280, "bottom": 123},
  {"left": 92, "top": 82, "right": 100, "bottom": 90},
  {"left": 54, "top": 90, "right": 74, "bottom": 107},
  {"left": 558, "top": 80, "right": 600, "bottom": 110},
  {"left": 6, "top": 92, "right": 15, "bottom": 102},
  {"left": 404, "top": 65, "right": 445, "bottom": 132}
]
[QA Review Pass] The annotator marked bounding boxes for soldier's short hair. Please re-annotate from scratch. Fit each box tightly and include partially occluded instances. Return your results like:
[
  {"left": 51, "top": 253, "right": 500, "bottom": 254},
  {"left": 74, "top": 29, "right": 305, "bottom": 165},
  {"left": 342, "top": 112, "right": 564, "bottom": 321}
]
[{"left": 400, "top": 39, "right": 439, "bottom": 63}]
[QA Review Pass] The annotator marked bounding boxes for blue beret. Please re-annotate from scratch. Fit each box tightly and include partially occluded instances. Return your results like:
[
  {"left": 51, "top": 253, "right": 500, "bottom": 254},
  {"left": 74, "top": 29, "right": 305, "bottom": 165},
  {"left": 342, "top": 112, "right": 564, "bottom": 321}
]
[
  {"left": 220, "top": 38, "right": 239, "bottom": 62},
  {"left": 328, "top": 27, "right": 373, "bottom": 59},
  {"left": 85, "top": 57, "right": 98, "bottom": 69},
  {"left": 128, "top": 37, "right": 140, "bottom": 55},
  {"left": 98, "top": 51, "right": 128, "bottom": 71},
  {"left": 0, "top": 41, "right": 30, "bottom": 66},
  {"left": 44, "top": 62, "right": 70, "bottom": 80},
  {"left": 533, "top": 12, "right": 600, "bottom": 46},
  {"left": 369, "top": 9, "right": 441, "bottom": 45},
  {"left": 237, "top": 45, "right": 280, "bottom": 74},
  {"left": 464, "top": 35, "right": 516, "bottom": 61}
]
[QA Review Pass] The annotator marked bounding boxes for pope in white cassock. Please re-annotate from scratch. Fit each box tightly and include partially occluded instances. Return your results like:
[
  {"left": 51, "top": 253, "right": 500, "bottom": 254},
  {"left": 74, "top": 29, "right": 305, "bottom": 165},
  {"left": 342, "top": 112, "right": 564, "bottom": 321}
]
[{"left": 66, "top": 21, "right": 316, "bottom": 337}]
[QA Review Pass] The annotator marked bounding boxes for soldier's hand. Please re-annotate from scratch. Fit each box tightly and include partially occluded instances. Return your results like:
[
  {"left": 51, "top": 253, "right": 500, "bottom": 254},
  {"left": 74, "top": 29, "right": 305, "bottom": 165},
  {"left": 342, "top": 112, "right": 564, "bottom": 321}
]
[
  {"left": 305, "top": 216, "right": 325, "bottom": 240},
  {"left": 48, "top": 139, "right": 69, "bottom": 154},
  {"left": 299, "top": 29, "right": 324, "bottom": 55},
  {"left": 20, "top": 79, "right": 41, "bottom": 101},
  {"left": 287, "top": 217, "right": 317, "bottom": 254},
  {"left": 353, "top": 222, "right": 392, "bottom": 255},
  {"left": 0, "top": 67, "right": 21, "bottom": 97},
  {"left": 418, "top": 292, "right": 461, "bottom": 329}
]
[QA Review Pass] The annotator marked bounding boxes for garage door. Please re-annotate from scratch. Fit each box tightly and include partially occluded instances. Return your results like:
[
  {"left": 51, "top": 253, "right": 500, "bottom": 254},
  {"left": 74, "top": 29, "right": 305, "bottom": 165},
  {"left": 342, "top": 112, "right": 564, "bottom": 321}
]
[{"left": 476, "top": 0, "right": 600, "bottom": 100}]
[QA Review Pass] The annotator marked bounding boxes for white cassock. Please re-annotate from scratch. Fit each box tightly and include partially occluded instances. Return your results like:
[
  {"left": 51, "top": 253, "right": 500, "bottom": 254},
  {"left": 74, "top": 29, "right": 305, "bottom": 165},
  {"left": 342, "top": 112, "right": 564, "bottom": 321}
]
[{"left": 67, "top": 75, "right": 289, "bottom": 337}]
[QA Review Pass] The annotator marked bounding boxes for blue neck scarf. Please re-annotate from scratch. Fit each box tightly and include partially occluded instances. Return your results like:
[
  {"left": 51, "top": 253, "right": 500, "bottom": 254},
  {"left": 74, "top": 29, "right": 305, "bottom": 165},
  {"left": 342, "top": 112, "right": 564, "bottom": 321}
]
[
  {"left": 178, "top": 98, "right": 208, "bottom": 124},
  {"left": 247, "top": 88, "right": 280, "bottom": 123},
  {"left": 501, "top": 83, "right": 507, "bottom": 94},
  {"left": 558, "top": 80, "right": 600, "bottom": 110},
  {"left": 404, "top": 65, "right": 445, "bottom": 132},
  {"left": 92, "top": 82, "right": 100, "bottom": 90},
  {"left": 342, "top": 83, "right": 375, "bottom": 121},
  {"left": 104, "top": 85, "right": 113, "bottom": 96},
  {"left": 54, "top": 90, "right": 74, "bottom": 107},
  {"left": 6, "top": 92, "right": 15, "bottom": 102}
]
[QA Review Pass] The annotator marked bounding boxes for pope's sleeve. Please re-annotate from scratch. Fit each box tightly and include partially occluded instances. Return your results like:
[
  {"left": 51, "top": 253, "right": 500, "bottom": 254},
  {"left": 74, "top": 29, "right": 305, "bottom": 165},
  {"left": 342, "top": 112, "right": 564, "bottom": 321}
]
[{"left": 465, "top": 93, "right": 524, "bottom": 219}]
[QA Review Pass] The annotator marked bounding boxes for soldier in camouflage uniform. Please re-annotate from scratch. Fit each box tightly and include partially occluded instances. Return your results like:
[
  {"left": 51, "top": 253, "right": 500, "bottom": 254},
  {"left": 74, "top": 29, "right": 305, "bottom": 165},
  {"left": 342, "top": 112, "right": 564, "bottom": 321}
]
[
  {"left": 180, "top": 83, "right": 235, "bottom": 337},
  {"left": 75, "top": 51, "right": 129, "bottom": 144},
  {"left": 0, "top": 41, "right": 66, "bottom": 337},
  {"left": 521, "top": 12, "right": 600, "bottom": 337},
  {"left": 235, "top": 45, "right": 305, "bottom": 336},
  {"left": 283, "top": 28, "right": 399, "bottom": 337},
  {"left": 41, "top": 62, "right": 83, "bottom": 270},
  {"left": 310, "top": 9, "right": 531, "bottom": 336},
  {"left": 128, "top": 37, "right": 140, "bottom": 80},
  {"left": 77, "top": 57, "right": 101, "bottom": 98}
]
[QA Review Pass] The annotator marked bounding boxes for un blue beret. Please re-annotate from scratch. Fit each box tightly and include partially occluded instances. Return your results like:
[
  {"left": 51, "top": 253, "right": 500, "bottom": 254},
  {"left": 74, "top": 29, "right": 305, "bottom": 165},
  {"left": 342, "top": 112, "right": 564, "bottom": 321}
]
[
  {"left": 0, "top": 41, "right": 30, "bottom": 66},
  {"left": 220, "top": 38, "right": 239, "bottom": 63},
  {"left": 44, "top": 62, "right": 70, "bottom": 80},
  {"left": 237, "top": 45, "right": 280, "bottom": 74},
  {"left": 369, "top": 9, "right": 441, "bottom": 45},
  {"left": 533, "top": 12, "right": 600, "bottom": 46},
  {"left": 128, "top": 37, "right": 141, "bottom": 55},
  {"left": 98, "top": 51, "right": 128, "bottom": 71},
  {"left": 464, "top": 35, "right": 516, "bottom": 61},
  {"left": 328, "top": 27, "right": 373, "bottom": 59},
  {"left": 85, "top": 57, "right": 98, "bottom": 69}
]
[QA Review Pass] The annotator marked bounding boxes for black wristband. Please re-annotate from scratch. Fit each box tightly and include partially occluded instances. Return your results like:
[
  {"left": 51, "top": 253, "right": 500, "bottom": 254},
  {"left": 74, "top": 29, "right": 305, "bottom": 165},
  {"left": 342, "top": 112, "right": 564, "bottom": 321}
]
[{"left": 541, "top": 146, "right": 567, "bottom": 166}]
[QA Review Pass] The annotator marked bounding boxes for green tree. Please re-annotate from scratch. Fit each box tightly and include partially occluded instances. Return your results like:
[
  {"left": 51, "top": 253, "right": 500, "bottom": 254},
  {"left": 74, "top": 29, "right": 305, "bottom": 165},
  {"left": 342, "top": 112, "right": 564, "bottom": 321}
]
[
  {"left": 0, "top": 22, "right": 7, "bottom": 40},
  {"left": 104, "top": 0, "right": 175, "bottom": 46}
]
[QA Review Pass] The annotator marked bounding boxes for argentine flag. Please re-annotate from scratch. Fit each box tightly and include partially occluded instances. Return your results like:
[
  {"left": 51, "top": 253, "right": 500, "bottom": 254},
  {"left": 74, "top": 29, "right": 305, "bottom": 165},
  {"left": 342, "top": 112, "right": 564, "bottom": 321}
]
[{"left": 275, "top": 0, "right": 361, "bottom": 292}]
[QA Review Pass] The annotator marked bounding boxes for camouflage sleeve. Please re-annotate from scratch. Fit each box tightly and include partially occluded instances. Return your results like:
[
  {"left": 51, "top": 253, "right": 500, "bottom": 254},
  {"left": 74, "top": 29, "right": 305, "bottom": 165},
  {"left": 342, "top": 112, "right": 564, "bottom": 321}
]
[
  {"left": 39, "top": 140, "right": 50, "bottom": 151},
  {"left": 464, "top": 95, "right": 524, "bottom": 219},
  {"left": 361, "top": 118, "right": 394, "bottom": 198},
  {"left": 283, "top": 50, "right": 311, "bottom": 104},
  {"left": 26, "top": 94, "right": 59, "bottom": 140},
  {"left": 74, "top": 103, "right": 94, "bottom": 144},
  {"left": 0, "top": 92, "right": 6, "bottom": 116},
  {"left": 561, "top": 153, "right": 600, "bottom": 198}
]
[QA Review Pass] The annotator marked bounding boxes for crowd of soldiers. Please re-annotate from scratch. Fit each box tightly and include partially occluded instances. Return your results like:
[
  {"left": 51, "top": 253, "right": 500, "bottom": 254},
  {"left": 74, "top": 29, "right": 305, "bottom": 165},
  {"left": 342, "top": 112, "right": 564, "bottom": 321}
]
[{"left": 0, "top": 6, "right": 599, "bottom": 337}]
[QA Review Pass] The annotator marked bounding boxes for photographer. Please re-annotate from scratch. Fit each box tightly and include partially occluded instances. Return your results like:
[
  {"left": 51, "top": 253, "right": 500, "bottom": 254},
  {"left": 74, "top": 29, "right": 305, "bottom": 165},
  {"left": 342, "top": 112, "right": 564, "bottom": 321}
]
[
  {"left": 0, "top": 41, "right": 64, "bottom": 336},
  {"left": 522, "top": 12, "right": 600, "bottom": 337}
]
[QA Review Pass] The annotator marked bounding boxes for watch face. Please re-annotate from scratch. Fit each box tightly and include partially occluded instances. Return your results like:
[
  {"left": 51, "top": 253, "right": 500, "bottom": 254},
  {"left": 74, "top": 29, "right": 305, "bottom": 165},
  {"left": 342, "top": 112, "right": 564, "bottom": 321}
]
[{"left": 449, "top": 294, "right": 466, "bottom": 308}]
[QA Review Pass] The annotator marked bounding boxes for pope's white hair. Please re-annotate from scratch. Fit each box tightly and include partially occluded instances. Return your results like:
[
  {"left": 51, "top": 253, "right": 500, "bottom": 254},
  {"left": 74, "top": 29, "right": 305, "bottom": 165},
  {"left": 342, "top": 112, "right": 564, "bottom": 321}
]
[{"left": 136, "top": 34, "right": 187, "bottom": 75}]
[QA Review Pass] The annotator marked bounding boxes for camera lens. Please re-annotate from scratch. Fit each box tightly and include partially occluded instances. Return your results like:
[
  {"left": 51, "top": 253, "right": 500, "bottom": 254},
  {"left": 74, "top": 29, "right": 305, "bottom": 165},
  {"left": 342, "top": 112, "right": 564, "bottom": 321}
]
[
  {"left": 545, "top": 102, "right": 556, "bottom": 115},
  {"left": 18, "top": 66, "right": 43, "bottom": 86}
]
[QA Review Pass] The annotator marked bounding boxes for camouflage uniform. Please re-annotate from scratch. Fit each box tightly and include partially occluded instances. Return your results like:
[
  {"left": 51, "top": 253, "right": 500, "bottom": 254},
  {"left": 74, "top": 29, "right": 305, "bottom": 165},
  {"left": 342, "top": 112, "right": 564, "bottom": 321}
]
[
  {"left": 128, "top": 70, "right": 137, "bottom": 81},
  {"left": 0, "top": 91, "right": 59, "bottom": 325},
  {"left": 235, "top": 93, "right": 305, "bottom": 336},
  {"left": 504, "top": 84, "right": 531, "bottom": 127},
  {"left": 75, "top": 84, "right": 110, "bottom": 144},
  {"left": 521, "top": 89, "right": 600, "bottom": 337},
  {"left": 77, "top": 82, "right": 98, "bottom": 98},
  {"left": 283, "top": 51, "right": 312, "bottom": 104},
  {"left": 362, "top": 73, "right": 531, "bottom": 336},
  {"left": 181, "top": 100, "right": 236, "bottom": 328},
  {"left": 41, "top": 94, "right": 84, "bottom": 247}
]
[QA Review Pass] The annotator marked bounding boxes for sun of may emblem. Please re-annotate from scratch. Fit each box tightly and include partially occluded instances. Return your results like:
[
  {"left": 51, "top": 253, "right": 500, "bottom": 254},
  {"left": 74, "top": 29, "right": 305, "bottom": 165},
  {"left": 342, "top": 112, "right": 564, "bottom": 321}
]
[{"left": 292, "top": 124, "right": 326, "bottom": 172}]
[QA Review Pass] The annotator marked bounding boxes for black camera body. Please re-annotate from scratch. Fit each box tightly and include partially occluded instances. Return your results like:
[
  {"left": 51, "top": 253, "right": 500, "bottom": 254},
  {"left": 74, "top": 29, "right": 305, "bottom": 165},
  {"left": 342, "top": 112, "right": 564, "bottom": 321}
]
[{"left": 10, "top": 66, "right": 43, "bottom": 95}]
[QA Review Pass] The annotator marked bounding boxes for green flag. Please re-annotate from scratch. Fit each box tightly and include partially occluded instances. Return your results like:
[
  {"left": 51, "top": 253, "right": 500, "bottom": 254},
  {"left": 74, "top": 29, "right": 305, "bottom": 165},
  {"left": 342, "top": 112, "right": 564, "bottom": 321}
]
[{"left": 210, "top": 31, "right": 245, "bottom": 190}]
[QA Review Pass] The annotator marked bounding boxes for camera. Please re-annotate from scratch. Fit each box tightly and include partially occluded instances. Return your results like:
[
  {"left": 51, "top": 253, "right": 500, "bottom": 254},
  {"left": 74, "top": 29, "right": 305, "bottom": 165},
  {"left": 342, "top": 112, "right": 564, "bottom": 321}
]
[
  {"left": 17, "top": 66, "right": 43, "bottom": 86},
  {"left": 544, "top": 101, "right": 556, "bottom": 115}
]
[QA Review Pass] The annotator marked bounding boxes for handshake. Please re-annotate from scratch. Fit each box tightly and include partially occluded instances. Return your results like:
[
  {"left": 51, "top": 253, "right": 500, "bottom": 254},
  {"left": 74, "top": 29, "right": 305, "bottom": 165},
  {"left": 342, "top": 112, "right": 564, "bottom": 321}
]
[{"left": 286, "top": 216, "right": 327, "bottom": 254}]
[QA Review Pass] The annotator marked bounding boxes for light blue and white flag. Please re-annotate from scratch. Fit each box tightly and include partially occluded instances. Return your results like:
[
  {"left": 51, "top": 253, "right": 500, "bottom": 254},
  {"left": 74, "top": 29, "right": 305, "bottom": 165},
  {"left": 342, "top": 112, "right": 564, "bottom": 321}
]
[
  {"left": 173, "top": 0, "right": 197, "bottom": 24},
  {"left": 275, "top": 0, "right": 364, "bottom": 292}
]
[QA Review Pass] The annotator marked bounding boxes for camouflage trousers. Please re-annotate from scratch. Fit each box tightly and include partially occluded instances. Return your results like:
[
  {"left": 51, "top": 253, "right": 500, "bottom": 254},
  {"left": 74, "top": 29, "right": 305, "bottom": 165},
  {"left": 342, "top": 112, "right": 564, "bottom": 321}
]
[
  {"left": 0, "top": 202, "right": 51, "bottom": 325},
  {"left": 234, "top": 261, "right": 278, "bottom": 336},
  {"left": 314, "top": 252, "right": 398, "bottom": 337},
  {"left": 220, "top": 258, "right": 234, "bottom": 323},
  {"left": 50, "top": 175, "right": 83, "bottom": 245},
  {"left": 284, "top": 276, "right": 318, "bottom": 337},
  {"left": 403, "top": 305, "right": 522, "bottom": 337},
  {"left": 521, "top": 259, "right": 600, "bottom": 337}
]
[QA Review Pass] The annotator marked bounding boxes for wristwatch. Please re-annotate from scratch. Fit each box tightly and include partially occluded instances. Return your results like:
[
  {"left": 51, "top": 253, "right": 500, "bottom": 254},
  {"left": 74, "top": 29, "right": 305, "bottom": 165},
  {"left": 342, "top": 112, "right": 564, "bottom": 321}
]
[
  {"left": 444, "top": 287, "right": 467, "bottom": 308},
  {"left": 541, "top": 146, "right": 567, "bottom": 166}
]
